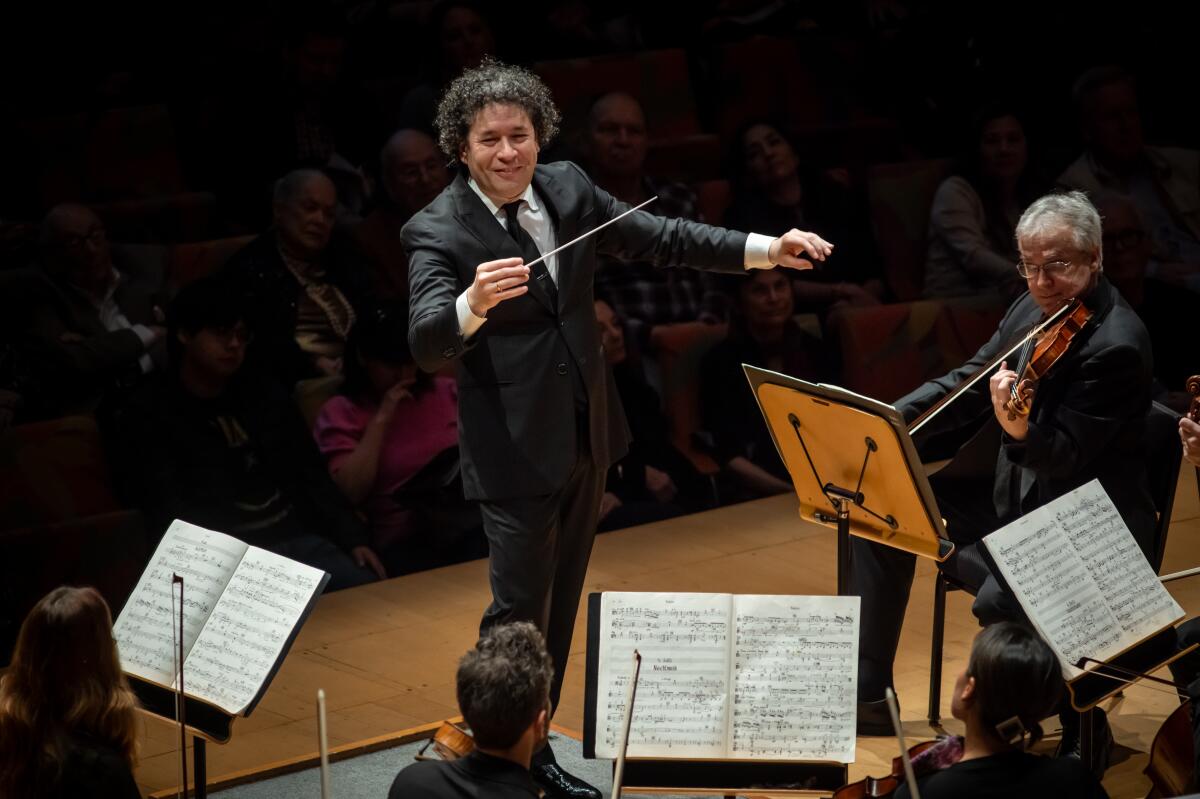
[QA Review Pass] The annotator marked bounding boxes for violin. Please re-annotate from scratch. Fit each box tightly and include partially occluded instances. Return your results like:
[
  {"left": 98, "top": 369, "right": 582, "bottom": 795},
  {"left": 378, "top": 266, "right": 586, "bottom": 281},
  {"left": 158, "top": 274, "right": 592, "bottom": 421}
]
[
  {"left": 416, "top": 720, "right": 475, "bottom": 761},
  {"left": 1005, "top": 300, "right": 1093, "bottom": 420},
  {"left": 1187, "top": 375, "right": 1199, "bottom": 423},
  {"left": 831, "top": 737, "right": 961, "bottom": 798},
  {"left": 1144, "top": 699, "right": 1194, "bottom": 798}
]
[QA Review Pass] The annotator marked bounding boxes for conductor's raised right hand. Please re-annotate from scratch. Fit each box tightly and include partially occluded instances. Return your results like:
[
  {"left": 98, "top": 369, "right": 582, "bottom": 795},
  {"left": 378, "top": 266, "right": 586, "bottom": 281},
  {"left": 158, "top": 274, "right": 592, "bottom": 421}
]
[{"left": 466, "top": 257, "right": 530, "bottom": 318}]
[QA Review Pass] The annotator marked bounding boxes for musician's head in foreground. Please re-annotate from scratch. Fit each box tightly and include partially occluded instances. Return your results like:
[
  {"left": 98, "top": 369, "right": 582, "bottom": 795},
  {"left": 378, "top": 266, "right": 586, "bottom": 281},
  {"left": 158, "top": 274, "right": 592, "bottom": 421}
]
[
  {"left": 435, "top": 57, "right": 561, "bottom": 207},
  {"left": 952, "top": 622, "right": 1062, "bottom": 752},
  {"left": 457, "top": 621, "right": 554, "bottom": 766},
  {"left": 0, "top": 586, "right": 139, "bottom": 797},
  {"left": 1015, "top": 190, "right": 1103, "bottom": 315}
]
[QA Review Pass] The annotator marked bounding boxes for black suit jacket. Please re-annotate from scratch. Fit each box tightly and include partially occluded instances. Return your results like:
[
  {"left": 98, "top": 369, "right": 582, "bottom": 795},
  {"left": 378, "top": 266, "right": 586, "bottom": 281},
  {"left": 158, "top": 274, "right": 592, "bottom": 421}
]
[
  {"left": 896, "top": 276, "right": 1156, "bottom": 550},
  {"left": 404, "top": 161, "right": 749, "bottom": 500},
  {"left": 388, "top": 751, "right": 540, "bottom": 798}
]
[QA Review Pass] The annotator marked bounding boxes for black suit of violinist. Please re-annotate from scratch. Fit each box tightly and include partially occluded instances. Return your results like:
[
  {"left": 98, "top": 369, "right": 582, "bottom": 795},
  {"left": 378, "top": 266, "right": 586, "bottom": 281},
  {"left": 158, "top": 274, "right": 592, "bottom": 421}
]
[{"left": 851, "top": 192, "right": 1156, "bottom": 728}]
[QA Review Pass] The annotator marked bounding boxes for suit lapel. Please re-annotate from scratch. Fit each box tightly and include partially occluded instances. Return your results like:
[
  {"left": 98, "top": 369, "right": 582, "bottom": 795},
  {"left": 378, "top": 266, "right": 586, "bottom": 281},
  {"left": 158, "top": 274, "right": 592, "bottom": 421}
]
[{"left": 452, "top": 172, "right": 556, "bottom": 314}]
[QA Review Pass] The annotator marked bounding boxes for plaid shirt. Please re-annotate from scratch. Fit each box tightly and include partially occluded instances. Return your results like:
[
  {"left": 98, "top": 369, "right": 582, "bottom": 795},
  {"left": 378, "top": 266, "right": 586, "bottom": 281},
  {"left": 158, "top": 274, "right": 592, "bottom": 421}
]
[{"left": 594, "top": 177, "right": 730, "bottom": 328}]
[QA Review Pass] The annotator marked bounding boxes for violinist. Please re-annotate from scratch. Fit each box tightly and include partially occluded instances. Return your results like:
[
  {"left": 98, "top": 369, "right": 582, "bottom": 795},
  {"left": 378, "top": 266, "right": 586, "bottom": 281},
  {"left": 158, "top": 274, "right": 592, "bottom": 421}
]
[
  {"left": 388, "top": 622, "right": 552, "bottom": 799},
  {"left": 893, "top": 623, "right": 1107, "bottom": 799},
  {"left": 850, "top": 192, "right": 1155, "bottom": 770}
]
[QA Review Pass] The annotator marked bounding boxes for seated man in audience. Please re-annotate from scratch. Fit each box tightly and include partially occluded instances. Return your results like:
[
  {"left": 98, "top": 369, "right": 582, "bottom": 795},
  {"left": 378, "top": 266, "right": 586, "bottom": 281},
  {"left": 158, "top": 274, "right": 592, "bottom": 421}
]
[
  {"left": 1058, "top": 66, "right": 1200, "bottom": 294},
  {"left": 388, "top": 621, "right": 551, "bottom": 798},
  {"left": 109, "top": 276, "right": 384, "bottom": 591},
  {"left": 848, "top": 193, "right": 1153, "bottom": 776},
  {"left": 594, "top": 298, "right": 713, "bottom": 530},
  {"left": 24, "top": 203, "right": 165, "bottom": 417},
  {"left": 584, "top": 91, "right": 729, "bottom": 347},
  {"left": 226, "top": 168, "right": 370, "bottom": 387},
  {"left": 698, "top": 268, "right": 831, "bottom": 501},
  {"left": 352, "top": 129, "right": 451, "bottom": 301}
]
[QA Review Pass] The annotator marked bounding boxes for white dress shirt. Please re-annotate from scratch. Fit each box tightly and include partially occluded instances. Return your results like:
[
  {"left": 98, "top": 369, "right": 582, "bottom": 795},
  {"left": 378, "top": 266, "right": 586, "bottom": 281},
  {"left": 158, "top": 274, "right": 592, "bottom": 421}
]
[{"left": 455, "top": 178, "right": 775, "bottom": 338}]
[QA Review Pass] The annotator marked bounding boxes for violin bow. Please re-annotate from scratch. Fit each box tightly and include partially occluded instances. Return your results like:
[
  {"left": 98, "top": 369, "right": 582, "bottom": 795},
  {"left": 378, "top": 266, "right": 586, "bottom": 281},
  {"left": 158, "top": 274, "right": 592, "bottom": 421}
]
[
  {"left": 885, "top": 687, "right": 921, "bottom": 799},
  {"left": 909, "top": 301, "right": 1074, "bottom": 436},
  {"left": 317, "top": 689, "right": 332, "bottom": 799},
  {"left": 611, "top": 650, "right": 642, "bottom": 799},
  {"left": 171, "top": 573, "right": 189, "bottom": 799}
]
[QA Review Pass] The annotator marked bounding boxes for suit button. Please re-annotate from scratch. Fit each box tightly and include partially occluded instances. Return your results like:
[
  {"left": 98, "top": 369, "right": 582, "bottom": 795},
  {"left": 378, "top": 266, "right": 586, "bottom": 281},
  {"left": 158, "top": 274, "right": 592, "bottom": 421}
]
[{"left": 556, "top": 363, "right": 568, "bottom": 375}]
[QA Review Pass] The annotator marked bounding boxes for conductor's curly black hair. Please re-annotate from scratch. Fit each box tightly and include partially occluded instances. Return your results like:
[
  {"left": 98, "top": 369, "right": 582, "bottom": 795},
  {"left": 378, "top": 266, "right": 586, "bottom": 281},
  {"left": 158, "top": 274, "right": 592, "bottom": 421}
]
[{"left": 434, "top": 56, "right": 561, "bottom": 163}]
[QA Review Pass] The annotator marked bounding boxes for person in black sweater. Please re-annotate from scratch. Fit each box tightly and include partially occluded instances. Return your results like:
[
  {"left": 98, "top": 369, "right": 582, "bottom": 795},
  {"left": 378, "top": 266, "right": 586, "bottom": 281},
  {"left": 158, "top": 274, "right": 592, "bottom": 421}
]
[
  {"left": 389, "top": 622, "right": 552, "bottom": 798},
  {"left": 109, "top": 276, "right": 385, "bottom": 590},
  {"left": 698, "top": 267, "right": 832, "bottom": 500},
  {"left": 0, "top": 586, "right": 140, "bottom": 799},
  {"left": 894, "top": 622, "right": 1107, "bottom": 799}
]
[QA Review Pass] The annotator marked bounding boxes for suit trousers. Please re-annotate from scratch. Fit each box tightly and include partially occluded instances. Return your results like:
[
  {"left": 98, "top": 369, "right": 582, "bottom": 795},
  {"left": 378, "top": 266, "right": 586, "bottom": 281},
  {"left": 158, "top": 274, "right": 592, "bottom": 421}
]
[
  {"left": 849, "top": 474, "right": 1023, "bottom": 700},
  {"left": 478, "top": 412, "right": 605, "bottom": 716}
]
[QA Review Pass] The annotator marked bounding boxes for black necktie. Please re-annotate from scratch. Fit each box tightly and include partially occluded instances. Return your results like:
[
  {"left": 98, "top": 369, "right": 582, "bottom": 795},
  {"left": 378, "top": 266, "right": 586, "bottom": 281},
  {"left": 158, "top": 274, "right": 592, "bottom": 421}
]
[{"left": 502, "top": 201, "right": 556, "bottom": 307}]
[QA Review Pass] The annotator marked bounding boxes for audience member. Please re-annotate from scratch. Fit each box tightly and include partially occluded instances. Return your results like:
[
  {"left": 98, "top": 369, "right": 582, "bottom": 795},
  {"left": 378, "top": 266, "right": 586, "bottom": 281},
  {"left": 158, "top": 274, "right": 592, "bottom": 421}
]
[
  {"left": 314, "top": 304, "right": 484, "bottom": 575},
  {"left": 352, "top": 129, "right": 451, "bottom": 301},
  {"left": 109, "top": 276, "right": 384, "bottom": 590},
  {"left": 1094, "top": 191, "right": 1192, "bottom": 401},
  {"left": 1058, "top": 66, "right": 1200, "bottom": 294},
  {"left": 0, "top": 586, "right": 140, "bottom": 799},
  {"left": 400, "top": 2, "right": 498, "bottom": 133},
  {"left": 923, "top": 105, "right": 1042, "bottom": 300},
  {"left": 23, "top": 204, "right": 165, "bottom": 418},
  {"left": 388, "top": 622, "right": 551, "bottom": 798},
  {"left": 699, "top": 268, "right": 832, "bottom": 500},
  {"left": 593, "top": 298, "right": 713, "bottom": 530},
  {"left": 586, "top": 91, "right": 729, "bottom": 346},
  {"left": 226, "top": 168, "right": 370, "bottom": 386},
  {"left": 724, "top": 122, "right": 882, "bottom": 319},
  {"left": 893, "top": 623, "right": 1107, "bottom": 799}
]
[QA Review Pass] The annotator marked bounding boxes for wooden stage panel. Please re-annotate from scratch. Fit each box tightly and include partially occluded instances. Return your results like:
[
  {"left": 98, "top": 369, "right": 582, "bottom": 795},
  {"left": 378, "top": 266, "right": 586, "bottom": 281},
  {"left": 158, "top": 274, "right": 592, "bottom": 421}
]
[{"left": 135, "top": 466, "right": 1200, "bottom": 798}]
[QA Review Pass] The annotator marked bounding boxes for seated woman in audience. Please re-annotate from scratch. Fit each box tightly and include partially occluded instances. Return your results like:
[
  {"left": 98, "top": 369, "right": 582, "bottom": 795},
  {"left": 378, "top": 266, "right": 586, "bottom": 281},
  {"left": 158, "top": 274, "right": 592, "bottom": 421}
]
[
  {"left": 594, "top": 298, "right": 714, "bottom": 531},
  {"left": 314, "top": 304, "right": 484, "bottom": 574},
  {"left": 699, "top": 268, "right": 832, "bottom": 501},
  {"left": 894, "top": 622, "right": 1107, "bottom": 799},
  {"left": 724, "top": 120, "right": 883, "bottom": 317},
  {"left": 0, "top": 586, "right": 140, "bottom": 799},
  {"left": 923, "top": 105, "right": 1044, "bottom": 299}
]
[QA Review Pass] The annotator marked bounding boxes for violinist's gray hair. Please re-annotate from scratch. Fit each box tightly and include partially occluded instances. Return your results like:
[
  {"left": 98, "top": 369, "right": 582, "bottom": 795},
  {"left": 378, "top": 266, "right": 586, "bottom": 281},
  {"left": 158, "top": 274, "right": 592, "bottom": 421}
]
[
  {"left": 1015, "top": 190, "right": 1104, "bottom": 266},
  {"left": 434, "top": 56, "right": 561, "bottom": 163}
]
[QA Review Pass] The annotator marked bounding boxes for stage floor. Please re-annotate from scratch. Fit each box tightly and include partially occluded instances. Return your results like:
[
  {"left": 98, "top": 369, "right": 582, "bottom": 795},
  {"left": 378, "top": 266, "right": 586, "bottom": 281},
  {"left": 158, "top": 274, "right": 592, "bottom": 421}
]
[{"left": 135, "top": 466, "right": 1200, "bottom": 797}]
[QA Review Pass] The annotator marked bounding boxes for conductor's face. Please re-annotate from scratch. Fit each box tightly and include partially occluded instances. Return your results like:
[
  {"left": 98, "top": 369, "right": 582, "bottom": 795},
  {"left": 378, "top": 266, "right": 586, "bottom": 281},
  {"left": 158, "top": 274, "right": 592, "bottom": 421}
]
[{"left": 460, "top": 103, "right": 539, "bottom": 206}]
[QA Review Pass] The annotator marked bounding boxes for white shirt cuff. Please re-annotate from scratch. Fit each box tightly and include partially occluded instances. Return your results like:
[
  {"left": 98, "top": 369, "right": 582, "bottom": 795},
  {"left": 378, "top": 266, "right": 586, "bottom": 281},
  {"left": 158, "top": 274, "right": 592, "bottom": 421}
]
[
  {"left": 744, "top": 233, "right": 775, "bottom": 269},
  {"left": 456, "top": 292, "right": 487, "bottom": 338}
]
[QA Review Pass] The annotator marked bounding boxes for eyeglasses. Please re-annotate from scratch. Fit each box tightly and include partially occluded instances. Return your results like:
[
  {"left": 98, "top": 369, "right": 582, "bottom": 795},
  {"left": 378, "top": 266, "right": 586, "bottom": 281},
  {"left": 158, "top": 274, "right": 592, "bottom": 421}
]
[{"left": 1016, "top": 259, "right": 1077, "bottom": 279}]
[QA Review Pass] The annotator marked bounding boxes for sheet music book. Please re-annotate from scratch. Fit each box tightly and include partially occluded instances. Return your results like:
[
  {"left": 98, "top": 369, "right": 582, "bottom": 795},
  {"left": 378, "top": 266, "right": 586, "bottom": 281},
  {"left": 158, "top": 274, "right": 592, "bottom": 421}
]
[
  {"left": 982, "top": 479, "right": 1183, "bottom": 680},
  {"left": 113, "top": 520, "right": 329, "bottom": 717},
  {"left": 593, "top": 592, "right": 859, "bottom": 763}
]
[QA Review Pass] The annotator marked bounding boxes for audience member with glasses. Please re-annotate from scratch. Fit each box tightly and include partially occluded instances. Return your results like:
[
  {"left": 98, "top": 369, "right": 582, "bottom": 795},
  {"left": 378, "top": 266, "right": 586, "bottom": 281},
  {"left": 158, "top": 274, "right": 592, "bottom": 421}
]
[{"left": 847, "top": 191, "right": 1154, "bottom": 778}]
